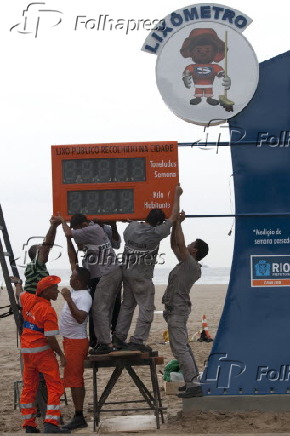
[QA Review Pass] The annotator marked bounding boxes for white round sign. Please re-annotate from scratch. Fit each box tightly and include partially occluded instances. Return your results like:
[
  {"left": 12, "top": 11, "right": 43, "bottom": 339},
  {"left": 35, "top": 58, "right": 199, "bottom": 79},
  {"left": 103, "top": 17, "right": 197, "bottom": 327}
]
[{"left": 156, "top": 22, "right": 259, "bottom": 125}]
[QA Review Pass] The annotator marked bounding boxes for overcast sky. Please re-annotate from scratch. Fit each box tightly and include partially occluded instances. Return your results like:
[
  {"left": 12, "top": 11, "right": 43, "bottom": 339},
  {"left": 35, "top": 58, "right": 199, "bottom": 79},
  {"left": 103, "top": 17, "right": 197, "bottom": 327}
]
[{"left": 1, "top": 0, "right": 289, "bottom": 275}]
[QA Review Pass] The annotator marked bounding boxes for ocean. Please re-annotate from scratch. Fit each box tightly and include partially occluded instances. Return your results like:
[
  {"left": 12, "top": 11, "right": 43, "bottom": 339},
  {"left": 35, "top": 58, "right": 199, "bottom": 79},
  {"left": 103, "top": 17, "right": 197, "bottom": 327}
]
[
  {"left": 4, "top": 266, "right": 229, "bottom": 287},
  {"left": 153, "top": 266, "right": 230, "bottom": 285}
]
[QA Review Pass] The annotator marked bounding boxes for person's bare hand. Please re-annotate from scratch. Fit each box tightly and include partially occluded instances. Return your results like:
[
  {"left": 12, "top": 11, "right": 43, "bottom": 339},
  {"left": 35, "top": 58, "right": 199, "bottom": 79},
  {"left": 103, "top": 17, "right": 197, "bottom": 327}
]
[
  {"left": 179, "top": 210, "right": 186, "bottom": 222},
  {"left": 61, "top": 288, "right": 71, "bottom": 301},
  {"left": 10, "top": 276, "right": 22, "bottom": 285},
  {"left": 175, "top": 183, "right": 183, "bottom": 197},
  {"left": 57, "top": 212, "right": 66, "bottom": 223},
  {"left": 50, "top": 215, "right": 62, "bottom": 226}
]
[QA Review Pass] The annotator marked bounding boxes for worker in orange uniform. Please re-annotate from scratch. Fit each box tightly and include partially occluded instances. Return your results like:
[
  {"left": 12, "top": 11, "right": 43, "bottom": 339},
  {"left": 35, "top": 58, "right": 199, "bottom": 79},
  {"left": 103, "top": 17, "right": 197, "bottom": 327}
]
[{"left": 20, "top": 275, "right": 70, "bottom": 434}]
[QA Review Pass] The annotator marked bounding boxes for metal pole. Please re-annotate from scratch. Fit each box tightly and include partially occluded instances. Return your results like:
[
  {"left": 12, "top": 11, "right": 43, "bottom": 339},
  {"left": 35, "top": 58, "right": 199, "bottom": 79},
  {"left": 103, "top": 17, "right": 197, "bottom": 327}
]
[
  {"left": 178, "top": 142, "right": 259, "bottom": 147},
  {"left": 185, "top": 213, "right": 290, "bottom": 218}
]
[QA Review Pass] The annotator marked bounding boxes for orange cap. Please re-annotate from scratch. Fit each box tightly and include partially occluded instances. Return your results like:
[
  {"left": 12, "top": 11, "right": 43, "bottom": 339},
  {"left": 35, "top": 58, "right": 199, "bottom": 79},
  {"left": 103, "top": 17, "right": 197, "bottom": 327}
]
[
  {"left": 180, "top": 28, "right": 225, "bottom": 62},
  {"left": 36, "top": 275, "right": 61, "bottom": 295}
]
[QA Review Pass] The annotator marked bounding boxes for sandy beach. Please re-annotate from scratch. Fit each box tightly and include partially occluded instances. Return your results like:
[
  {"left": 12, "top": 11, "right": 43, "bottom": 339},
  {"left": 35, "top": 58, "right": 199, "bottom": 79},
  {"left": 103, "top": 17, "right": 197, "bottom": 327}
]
[{"left": 1, "top": 283, "right": 290, "bottom": 434}]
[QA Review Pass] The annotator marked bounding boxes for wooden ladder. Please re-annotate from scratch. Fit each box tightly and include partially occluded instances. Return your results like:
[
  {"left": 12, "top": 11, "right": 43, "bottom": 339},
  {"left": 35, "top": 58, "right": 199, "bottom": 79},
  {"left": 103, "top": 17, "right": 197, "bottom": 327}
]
[{"left": 0, "top": 204, "right": 21, "bottom": 331}]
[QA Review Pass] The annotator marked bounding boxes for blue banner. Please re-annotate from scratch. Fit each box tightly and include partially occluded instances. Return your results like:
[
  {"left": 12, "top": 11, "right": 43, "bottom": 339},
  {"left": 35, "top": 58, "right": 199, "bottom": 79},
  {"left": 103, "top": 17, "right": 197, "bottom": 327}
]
[{"left": 201, "top": 51, "right": 290, "bottom": 395}]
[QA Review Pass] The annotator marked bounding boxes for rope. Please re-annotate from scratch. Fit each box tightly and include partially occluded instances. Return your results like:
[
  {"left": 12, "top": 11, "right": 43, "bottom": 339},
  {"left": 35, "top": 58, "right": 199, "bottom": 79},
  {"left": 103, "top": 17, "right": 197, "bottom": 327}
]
[
  {"left": 178, "top": 142, "right": 264, "bottom": 147},
  {"left": 0, "top": 303, "right": 21, "bottom": 319},
  {"left": 185, "top": 213, "right": 290, "bottom": 218},
  {"left": 0, "top": 306, "right": 13, "bottom": 318}
]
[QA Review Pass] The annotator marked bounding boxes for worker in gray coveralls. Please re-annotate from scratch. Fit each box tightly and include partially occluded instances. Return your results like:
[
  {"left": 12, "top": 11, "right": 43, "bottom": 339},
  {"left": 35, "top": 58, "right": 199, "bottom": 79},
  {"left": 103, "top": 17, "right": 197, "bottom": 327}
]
[
  {"left": 162, "top": 209, "right": 208, "bottom": 399},
  {"left": 60, "top": 215, "right": 122, "bottom": 355},
  {"left": 113, "top": 184, "right": 183, "bottom": 352}
]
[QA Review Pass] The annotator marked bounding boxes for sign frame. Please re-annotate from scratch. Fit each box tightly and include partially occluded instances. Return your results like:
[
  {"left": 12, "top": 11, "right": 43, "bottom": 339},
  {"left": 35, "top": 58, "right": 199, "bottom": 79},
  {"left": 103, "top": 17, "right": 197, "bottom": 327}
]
[{"left": 51, "top": 141, "right": 179, "bottom": 221}]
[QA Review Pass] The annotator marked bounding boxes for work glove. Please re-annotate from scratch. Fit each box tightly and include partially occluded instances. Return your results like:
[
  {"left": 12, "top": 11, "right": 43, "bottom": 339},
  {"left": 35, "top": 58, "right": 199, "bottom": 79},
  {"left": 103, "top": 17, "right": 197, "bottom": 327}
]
[
  {"left": 222, "top": 75, "right": 231, "bottom": 90},
  {"left": 182, "top": 70, "right": 192, "bottom": 89}
]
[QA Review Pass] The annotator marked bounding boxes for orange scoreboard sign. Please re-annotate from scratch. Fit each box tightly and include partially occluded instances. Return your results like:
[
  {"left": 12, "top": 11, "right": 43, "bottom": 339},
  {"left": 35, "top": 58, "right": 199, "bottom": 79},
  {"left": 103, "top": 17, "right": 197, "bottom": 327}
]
[{"left": 51, "top": 141, "right": 179, "bottom": 221}]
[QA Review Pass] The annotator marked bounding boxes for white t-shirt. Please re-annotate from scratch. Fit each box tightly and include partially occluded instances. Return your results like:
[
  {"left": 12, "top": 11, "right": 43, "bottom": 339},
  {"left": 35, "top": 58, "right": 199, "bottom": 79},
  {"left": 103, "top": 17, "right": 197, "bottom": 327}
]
[{"left": 60, "top": 289, "right": 92, "bottom": 339}]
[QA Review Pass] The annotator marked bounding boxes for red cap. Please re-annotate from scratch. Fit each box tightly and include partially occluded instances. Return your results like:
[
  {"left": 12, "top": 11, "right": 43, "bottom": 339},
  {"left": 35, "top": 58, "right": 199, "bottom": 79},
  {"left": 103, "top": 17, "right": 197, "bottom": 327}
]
[
  {"left": 36, "top": 275, "right": 61, "bottom": 295},
  {"left": 180, "top": 28, "right": 225, "bottom": 62}
]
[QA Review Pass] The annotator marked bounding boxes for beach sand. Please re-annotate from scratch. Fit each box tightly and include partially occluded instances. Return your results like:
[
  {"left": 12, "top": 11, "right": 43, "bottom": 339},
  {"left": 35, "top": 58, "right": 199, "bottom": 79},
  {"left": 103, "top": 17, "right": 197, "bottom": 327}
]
[{"left": 1, "top": 284, "right": 290, "bottom": 434}]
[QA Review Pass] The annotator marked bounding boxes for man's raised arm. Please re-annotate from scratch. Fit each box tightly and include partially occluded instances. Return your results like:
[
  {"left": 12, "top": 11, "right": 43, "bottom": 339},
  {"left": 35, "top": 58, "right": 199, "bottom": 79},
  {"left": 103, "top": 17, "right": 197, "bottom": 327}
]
[
  {"left": 66, "top": 237, "right": 78, "bottom": 272},
  {"left": 38, "top": 216, "right": 62, "bottom": 264},
  {"left": 56, "top": 214, "right": 73, "bottom": 238},
  {"left": 168, "top": 184, "right": 183, "bottom": 222},
  {"left": 171, "top": 211, "right": 189, "bottom": 261}
]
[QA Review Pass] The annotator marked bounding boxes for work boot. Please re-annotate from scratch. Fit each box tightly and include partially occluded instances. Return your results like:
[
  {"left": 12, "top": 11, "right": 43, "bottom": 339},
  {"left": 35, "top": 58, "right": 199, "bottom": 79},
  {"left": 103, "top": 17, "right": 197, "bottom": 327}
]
[
  {"left": 207, "top": 97, "right": 219, "bottom": 106},
  {"left": 25, "top": 427, "right": 40, "bottom": 433},
  {"left": 112, "top": 334, "right": 128, "bottom": 350},
  {"left": 177, "top": 385, "right": 203, "bottom": 399},
  {"left": 43, "top": 423, "right": 71, "bottom": 433},
  {"left": 89, "top": 343, "right": 116, "bottom": 355},
  {"left": 178, "top": 385, "right": 186, "bottom": 392},
  {"left": 89, "top": 339, "right": 97, "bottom": 348},
  {"left": 127, "top": 342, "right": 159, "bottom": 356},
  {"left": 127, "top": 342, "right": 152, "bottom": 352},
  {"left": 178, "top": 378, "right": 200, "bottom": 392},
  {"left": 190, "top": 97, "right": 202, "bottom": 105},
  {"left": 62, "top": 415, "right": 88, "bottom": 430}
]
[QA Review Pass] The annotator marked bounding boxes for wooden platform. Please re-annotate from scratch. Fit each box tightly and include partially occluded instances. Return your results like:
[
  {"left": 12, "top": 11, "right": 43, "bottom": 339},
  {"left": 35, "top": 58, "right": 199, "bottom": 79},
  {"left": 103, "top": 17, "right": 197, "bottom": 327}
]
[
  {"left": 85, "top": 350, "right": 164, "bottom": 366},
  {"left": 85, "top": 350, "right": 143, "bottom": 365},
  {"left": 84, "top": 351, "right": 166, "bottom": 430}
]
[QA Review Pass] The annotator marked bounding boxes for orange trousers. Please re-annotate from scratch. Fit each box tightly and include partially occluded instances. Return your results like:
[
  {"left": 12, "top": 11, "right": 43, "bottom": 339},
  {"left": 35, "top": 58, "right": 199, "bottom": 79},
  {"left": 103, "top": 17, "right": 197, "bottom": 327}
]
[
  {"left": 20, "top": 349, "right": 64, "bottom": 428},
  {"left": 63, "top": 337, "right": 89, "bottom": 387}
]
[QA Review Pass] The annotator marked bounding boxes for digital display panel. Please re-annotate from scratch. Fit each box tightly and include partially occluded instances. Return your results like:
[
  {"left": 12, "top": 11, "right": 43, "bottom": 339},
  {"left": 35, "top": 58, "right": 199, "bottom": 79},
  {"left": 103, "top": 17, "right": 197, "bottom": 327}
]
[
  {"left": 63, "top": 157, "right": 146, "bottom": 184},
  {"left": 51, "top": 141, "right": 179, "bottom": 221},
  {"left": 67, "top": 189, "right": 134, "bottom": 215}
]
